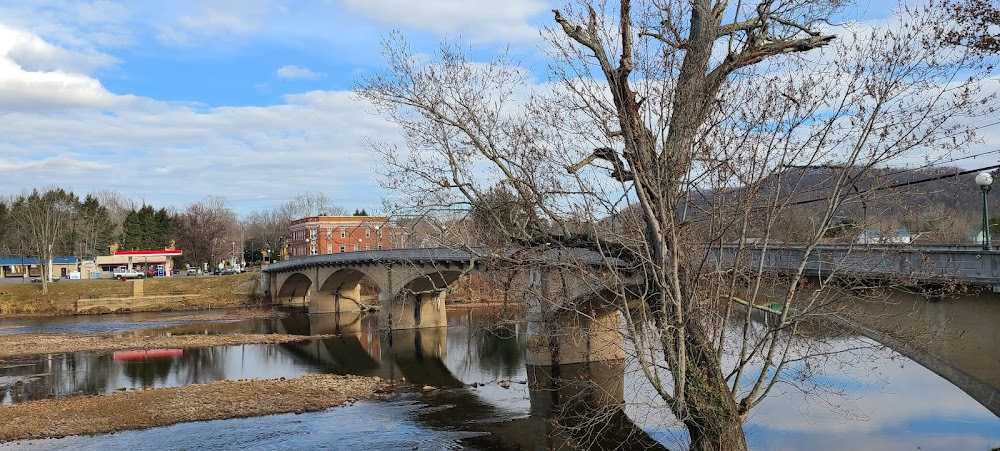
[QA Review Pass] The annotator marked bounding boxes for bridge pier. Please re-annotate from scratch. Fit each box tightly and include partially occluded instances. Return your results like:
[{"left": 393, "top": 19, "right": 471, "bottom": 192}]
[
  {"left": 379, "top": 289, "right": 448, "bottom": 330},
  {"left": 525, "top": 308, "right": 623, "bottom": 366},
  {"left": 523, "top": 268, "right": 624, "bottom": 366},
  {"left": 309, "top": 284, "right": 363, "bottom": 314}
]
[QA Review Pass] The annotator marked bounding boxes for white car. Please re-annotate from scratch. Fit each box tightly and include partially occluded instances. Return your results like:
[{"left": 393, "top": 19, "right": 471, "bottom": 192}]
[{"left": 116, "top": 269, "right": 145, "bottom": 280}]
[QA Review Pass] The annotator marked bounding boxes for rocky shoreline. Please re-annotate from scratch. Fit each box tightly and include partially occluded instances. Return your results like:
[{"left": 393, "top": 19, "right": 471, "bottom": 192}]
[
  {"left": 0, "top": 374, "right": 398, "bottom": 443},
  {"left": 0, "top": 331, "right": 341, "bottom": 359},
  {"left": 0, "top": 308, "right": 401, "bottom": 443}
]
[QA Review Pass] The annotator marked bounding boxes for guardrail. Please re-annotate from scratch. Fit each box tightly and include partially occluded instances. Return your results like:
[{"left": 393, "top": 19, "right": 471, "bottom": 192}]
[{"left": 715, "top": 244, "right": 1000, "bottom": 290}]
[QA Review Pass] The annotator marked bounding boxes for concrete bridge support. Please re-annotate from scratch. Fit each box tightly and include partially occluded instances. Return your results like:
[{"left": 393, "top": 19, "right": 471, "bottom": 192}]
[
  {"left": 525, "top": 308, "right": 624, "bottom": 366},
  {"left": 309, "top": 283, "right": 363, "bottom": 314},
  {"left": 522, "top": 268, "right": 625, "bottom": 366},
  {"left": 379, "top": 289, "right": 448, "bottom": 330}
]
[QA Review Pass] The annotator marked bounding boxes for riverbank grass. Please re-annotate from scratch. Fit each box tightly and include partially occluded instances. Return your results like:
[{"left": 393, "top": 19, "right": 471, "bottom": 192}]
[{"left": 0, "top": 273, "right": 258, "bottom": 316}]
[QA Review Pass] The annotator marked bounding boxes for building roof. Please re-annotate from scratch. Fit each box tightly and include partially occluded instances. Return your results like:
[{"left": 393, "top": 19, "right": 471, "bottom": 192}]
[
  {"left": 114, "top": 249, "right": 183, "bottom": 256},
  {"left": 0, "top": 257, "right": 79, "bottom": 265},
  {"left": 290, "top": 215, "right": 391, "bottom": 227}
]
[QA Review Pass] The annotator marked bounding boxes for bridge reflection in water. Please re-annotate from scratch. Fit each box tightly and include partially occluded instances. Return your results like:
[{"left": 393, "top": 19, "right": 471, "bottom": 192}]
[
  {"left": 837, "top": 288, "right": 1000, "bottom": 417},
  {"left": 270, "top": 310, "right": 667, "bottom": 450}
]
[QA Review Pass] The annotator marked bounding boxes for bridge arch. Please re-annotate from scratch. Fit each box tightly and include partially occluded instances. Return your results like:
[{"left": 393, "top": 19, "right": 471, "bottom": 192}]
[
  {"left": 275, "top": 272, "right": 312, "bottom": 307},
  {"left": 384, "top": 269, "right": 468, "bottom": 329},
  {"left": 314, "top": 268, "right": 382, "bottom": 313}
]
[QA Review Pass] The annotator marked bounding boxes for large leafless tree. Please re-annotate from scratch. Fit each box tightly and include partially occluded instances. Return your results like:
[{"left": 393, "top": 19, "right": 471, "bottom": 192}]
[
  {"left": 173, "top": 196, "right": 237, "bottom": 270},
  {"left": 358, "top": 1, "right": 995, "bottom": 449},
  {"left": 9, "top": 189, "right": 78, "bottom": 294}
]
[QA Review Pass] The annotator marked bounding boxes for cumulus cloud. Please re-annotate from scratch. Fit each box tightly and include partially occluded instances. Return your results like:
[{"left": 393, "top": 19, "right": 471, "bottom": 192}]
[
  {"left": 276, "top": 65, "right": 324, "bottom": 80},
  {"left": 0, "top": 25, "right": 126, "bottom": 111}
]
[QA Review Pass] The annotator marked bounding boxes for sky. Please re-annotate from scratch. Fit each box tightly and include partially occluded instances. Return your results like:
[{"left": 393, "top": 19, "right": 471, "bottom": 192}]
[
  {"left": 0, "top": 0, "right": 553, "bottom": 216},
  {"left": 1, "top": 1, "right": 998, "bottom": 217}
]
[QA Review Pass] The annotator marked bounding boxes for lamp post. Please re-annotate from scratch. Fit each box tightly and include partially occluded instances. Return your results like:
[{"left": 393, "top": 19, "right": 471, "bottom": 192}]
[{"left": 976, "top": 171, "right": 994, "bottom": 251}]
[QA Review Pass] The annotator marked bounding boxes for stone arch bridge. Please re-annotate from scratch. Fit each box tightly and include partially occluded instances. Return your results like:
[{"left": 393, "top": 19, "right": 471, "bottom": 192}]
[
  {"left": 261, "top": 247, "right": 629, "bottom": 365},
  {"left": 262, "top": 248, "right": 476, "bottom": 329}
]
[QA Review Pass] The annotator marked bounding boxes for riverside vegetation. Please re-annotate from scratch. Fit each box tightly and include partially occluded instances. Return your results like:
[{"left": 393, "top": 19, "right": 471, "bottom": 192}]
[{"left": 0, "top": 272, "right": 258, "bottom": 316}]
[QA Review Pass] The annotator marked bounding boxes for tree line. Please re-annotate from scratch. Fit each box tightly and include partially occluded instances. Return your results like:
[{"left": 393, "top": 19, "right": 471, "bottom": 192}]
[{"left": 0, "top": 189, "right": 348, "bottom": 294}]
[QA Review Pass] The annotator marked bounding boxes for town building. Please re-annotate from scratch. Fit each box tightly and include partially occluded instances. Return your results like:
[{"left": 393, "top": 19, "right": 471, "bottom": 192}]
[
  {"left": 0, "top": 257, "right": 79, "bottom": 279},
  {"left": 288, "top": 215, "right": 405, "bottom": 258},
  {"left": 95, "top": 249, "right": 183, "bottom": 277},
  {"left": 1, "top": 249, "right": 183, "bottom": 280}
]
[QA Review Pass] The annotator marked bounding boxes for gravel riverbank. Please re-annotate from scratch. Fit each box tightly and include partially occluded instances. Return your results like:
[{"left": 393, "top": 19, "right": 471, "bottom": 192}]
[
  {"left": 0, "top": 332, "right": 340, "bottom": 358},
  {"left": 0, "top": 374, "right": 397, "bottom": 442}
]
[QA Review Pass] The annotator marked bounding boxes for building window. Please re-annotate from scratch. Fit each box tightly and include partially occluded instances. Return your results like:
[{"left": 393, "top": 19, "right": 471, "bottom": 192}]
[
  {"left": 377, "top": 244, "right": 382, "bottom": 250},
  {"left": 341, "top": 229, "right": 346, "bottom": 238},
  {"left": 327, "top": 244, "right": 332, "bottom": 254},
  {"left": 377, "top": 229, "right": 382, "bottom": 239},
  {"left": 327, "top": 230, "right": 332, "bottom": 239},
  {"left": 310, "top": 246, "right": 317, "bottom": 255},
  {"left": 365, "top": 229, "right": 370, "bottom": 238},
  {"left": 339, "top": 245, "right": 345, "bottom": 253},
  {"left": 353, "top": 244, "right": 359, "bottom": 251}
]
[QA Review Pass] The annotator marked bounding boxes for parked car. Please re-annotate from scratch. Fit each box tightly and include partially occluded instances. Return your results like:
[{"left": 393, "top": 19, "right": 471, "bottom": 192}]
[
  {"left": 116, "top": 269, "right": 145, "bottom": 280},
  {"left": 219, "top": 268, "right": 239, "bottom": 275},
  {"left": 187, "top": 267, "right": 198, "bottom": 276}
]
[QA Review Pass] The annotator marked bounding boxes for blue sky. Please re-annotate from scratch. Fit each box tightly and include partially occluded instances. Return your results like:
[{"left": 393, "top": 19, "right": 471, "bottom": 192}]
[
  {"left": 0, "top": 0, "right": 553, "bottom": 216},
  {"left": 1, "top": 1, "right": 994, "bottom": 217}
]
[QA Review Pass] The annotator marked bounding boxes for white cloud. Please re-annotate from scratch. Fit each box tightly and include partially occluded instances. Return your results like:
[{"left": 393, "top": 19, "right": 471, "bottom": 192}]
[
  {"left": 340, "top": 0, "right": 547, "bottom": 43},
  {"left": 0, "top": 25, "right": 126, "bottom": 111},
  {"left": 150, "top": 0, "right": 288, "bottom": 47},
  {"left": 0, "top": 24, "right": 117, "bottom": 74},
  {"left": 276, "top": 65, "right": 324, "bottom": 80},
  {"left": 0, "top": 1, "right": 135, "bottom": 50}
]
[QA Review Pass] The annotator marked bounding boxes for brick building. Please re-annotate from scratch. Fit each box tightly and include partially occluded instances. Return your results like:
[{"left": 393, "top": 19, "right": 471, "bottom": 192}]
[{"left": 288, "top": 215, "right": 404, "bottom": 258}]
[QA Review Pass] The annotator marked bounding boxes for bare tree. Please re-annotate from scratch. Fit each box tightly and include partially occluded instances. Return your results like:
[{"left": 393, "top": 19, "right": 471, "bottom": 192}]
[
  {"left": 279, "top": 192, "right": 346, "bottom": 219},
  {"left": 9, "top": 189, "right": 79, "bottom": 294},
  {"left": 92, "top": 189, "right": 136, "bottom": 240},
  {"left": 242, "top": 193, "right": 347, "bottom": 262},
  {"left": 72, "top": 194, "right": 113, "bottom": 260},
  {"left": 173, "top": 196, "right": 237, "bottom": 270},
  {"left": 358, "top": 1, "right": 994, "bottom": 449}
]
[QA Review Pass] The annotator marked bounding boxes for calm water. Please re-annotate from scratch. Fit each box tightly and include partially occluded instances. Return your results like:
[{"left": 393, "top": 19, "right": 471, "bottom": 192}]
[{"left": 0, "top": 304, "right": 998, "bottom": 450}]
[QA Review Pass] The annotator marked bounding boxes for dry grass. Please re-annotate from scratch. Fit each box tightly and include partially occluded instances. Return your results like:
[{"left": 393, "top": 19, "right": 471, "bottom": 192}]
[{"left": 0, "top": 273, "right": 258, "bottom": 317}]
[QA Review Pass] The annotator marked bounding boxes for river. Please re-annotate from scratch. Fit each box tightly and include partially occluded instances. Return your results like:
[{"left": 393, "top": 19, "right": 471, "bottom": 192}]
[{"left": 0, "top": 302, "right": 998, "bottom": 450}]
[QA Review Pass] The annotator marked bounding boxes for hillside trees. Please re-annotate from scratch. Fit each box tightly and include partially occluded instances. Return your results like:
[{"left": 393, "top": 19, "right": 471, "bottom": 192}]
[{"left": 358, "top": 1, "right": 995, "bottom": 449}]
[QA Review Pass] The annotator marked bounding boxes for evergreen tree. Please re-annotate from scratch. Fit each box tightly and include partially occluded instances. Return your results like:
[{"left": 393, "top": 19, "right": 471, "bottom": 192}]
[{"left": 120, "top": 205, "right": 174, "bottom": 250}]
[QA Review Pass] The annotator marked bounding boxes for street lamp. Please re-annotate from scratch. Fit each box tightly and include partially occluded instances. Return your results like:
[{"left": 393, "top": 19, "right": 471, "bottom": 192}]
[{"left": 976, "top": 171, "right": 994, "bottom": 251}]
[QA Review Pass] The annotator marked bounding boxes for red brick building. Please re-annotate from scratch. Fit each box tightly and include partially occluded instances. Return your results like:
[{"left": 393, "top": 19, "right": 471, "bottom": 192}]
[{"left": 288, "top": 215, "right": 404, "bottom": 258}]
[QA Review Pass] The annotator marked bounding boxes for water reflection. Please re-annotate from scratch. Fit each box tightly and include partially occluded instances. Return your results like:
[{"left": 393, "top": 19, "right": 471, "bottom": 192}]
[{"left": 0, "top": 304, "right": 999, "bottom": 449}]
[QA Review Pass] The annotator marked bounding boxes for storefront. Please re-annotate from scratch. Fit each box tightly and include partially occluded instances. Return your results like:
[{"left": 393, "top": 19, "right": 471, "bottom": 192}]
[{"left": 94, "top": 249, "right": 183, "bottom": 278}]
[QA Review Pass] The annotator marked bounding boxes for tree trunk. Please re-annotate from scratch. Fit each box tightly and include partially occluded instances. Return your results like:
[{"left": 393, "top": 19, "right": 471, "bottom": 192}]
[{"left": 680, "top": 339, "right": 748, "bottom": 451}]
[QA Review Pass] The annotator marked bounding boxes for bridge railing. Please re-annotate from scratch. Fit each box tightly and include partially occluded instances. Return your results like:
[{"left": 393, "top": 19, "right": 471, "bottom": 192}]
[{"left": 713, "top": 244, "right": 1000, "bottom": 288}]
